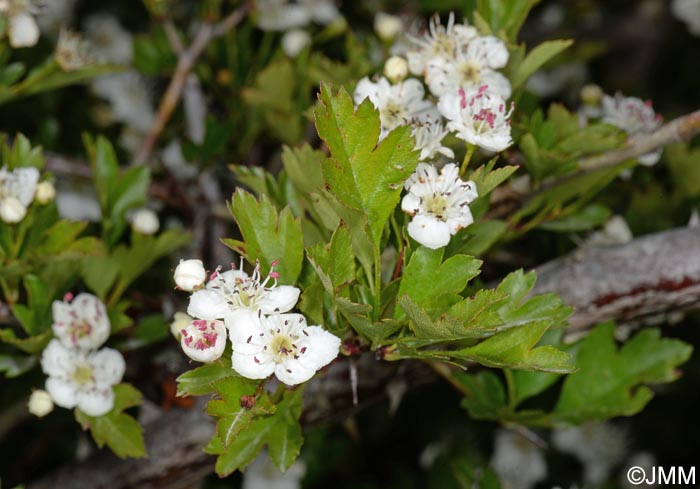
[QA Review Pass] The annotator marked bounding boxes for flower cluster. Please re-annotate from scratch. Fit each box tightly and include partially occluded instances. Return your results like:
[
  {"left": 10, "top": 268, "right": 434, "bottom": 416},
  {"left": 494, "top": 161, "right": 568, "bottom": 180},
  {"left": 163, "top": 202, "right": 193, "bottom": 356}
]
[
  {"left": 174, "top": 259, "right": 340, "bottom": 386},
  {"left": 601, "top": 93, "right": 662, "bottom": 166},
  {"left": 0, "top": 166, "right": 39, "bottom": 223},
  {"left": 40, "top": 293, "right": 125, "bottom": 417},
  {"left": 353, "top": 12, "right": 513, "bottom": 249},
  {"left": 0, "top": 0, "right": 40, "bottom": 48}
]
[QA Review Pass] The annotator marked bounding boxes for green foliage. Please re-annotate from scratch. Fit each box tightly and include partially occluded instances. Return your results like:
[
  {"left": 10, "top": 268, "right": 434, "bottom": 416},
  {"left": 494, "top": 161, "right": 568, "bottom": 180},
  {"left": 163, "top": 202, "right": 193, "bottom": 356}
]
[
  {"left": 225, "top": 189, "right": 304, "bottom": 284},
  {"left": 511, "top": 40, "right": 574, "bottom": 90},
  {"left": 314, "top": 83, "right": 421, "bottom": 248},
  {"left": 74, "top": 384, "right": 147, "bottom": 459}
]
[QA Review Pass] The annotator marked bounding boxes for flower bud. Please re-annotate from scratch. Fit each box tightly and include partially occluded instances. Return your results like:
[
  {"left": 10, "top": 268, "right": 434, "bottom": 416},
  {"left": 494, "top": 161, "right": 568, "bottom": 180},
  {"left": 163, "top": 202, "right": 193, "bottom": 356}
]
[
  {"left": 180, "top": 319, "right": 226, "bottom": 363},
  {"left": 374, "top": 13, "right": 402, "bottom": 42},
  {"left": 174, "top": 259, "right": 207, "bottom": 291},
  {"left": 580, "top": 83, "right": 603, "bottom": 106},
  {"left": 0, "top": 196, "right": 27, "bottom": 223},
  {"left": 28, "top": 390, "right": 54, "bottom": 418},
  {"left": 35, "top": 181, "right": 56, "bottom": 205},
  {"left": 281, "top": 29, "right": 311, "bottom": 58},
  {"left": 131, "top": 208, "right": 159, "bottom": 235},
  {"left": 384, "top": 56, "right": 408, "bottom": 83},
  {"left": 170, "top": 312, "right": 192, "bottom": 339}
]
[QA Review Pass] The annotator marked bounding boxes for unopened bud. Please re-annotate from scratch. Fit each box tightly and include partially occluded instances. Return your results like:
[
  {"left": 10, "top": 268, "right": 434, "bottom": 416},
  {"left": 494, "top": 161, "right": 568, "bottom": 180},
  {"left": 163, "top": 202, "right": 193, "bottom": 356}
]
[
  {"left": 384, "top": 56, "right": 408, "bottom": 83},
  {"left": 170, "top": 312, "right": 192, "bottom": 339},
  {"left": 28, "top": 390, "right": 54, "bottom": 417},
  {"left": 281, "top": 29, "right": 311, "bottom": 58},
  {"left": 174, "top": 259, "right": 207, "bottom": 291},
  {"left": 0, "top": 196, "right": 27, "bottom": 223},
  {"left": 374, "top": 13, "right": 402, "bottom": 42},
  {"left": 131, "top": 208, "right": 159, "bottom": 235},
  {"left": 35, "top": 181, "right": 56, "bottom": 205},
  {"left": 580, "top": 83, "right": 603, "bottom": 106}
]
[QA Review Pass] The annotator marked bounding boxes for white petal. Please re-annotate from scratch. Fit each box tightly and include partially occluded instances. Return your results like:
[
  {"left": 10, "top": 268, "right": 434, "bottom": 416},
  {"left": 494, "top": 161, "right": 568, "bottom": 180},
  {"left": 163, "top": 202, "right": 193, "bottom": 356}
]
[
  {"left": 407, "top": 215, "right": 452, "bottom": 249},
  {"left": 258, "top": 286, "right": 300, "bottom": 314},
  {"left": 41, "top": 339, "right": 74, "bottom": 377},
  {"left": 294, "top": 326, "right": 340, "bottom": 372},
  {"left": 9, "top": 13, "right": 39, "bottom": 48},
  {"left": 77, "top": 388, "right": 115, "bottom": 417},
  {"left": 227, "top": 309, "right": 264, "bottom": 343},
  {"left": 14, "top": 167, "right": 40, "bottom": 206},
  {"left": 447, "top": 207, "right": 474, "bottom": 234},
  {"left": 473, "top": 36, "right": 509, "bottom": 69},
  {"left": 274, "top": 359, "right": 316, "bottom": 386},
  {"left": 480, "top": 71, "right": 512, "bottom": 99},
  {"left": 90, "top": 347, "right": 126, "bottom": 386},
  {"left": 232, "top": 350, "right": 276, "bottom": 380},
  {"left": 437, "top": 93, "right": 463, "bottom": 123},
  {"left": 353, "top": 77, "right": 379, "bottom": 107},
  {"left": 187, "top": 289, "right": 229, "bottom": 320},
  {"left": 45, "top": 377, "right": 79, "bottom": 409},
  {"left": 401, "top": 193, "right": 421, "bottom": 215}
]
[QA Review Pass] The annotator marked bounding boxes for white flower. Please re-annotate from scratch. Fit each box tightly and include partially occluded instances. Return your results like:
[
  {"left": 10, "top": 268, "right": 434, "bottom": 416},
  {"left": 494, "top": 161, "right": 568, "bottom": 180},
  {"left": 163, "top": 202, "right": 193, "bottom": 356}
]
[
  {"left": 130, "top": 207, "right": 159, "bottom": 235},
  {"left": 406, "top": 12, "right": 478, "bottom": 76},
  {"left": 401, "top": 162, "right": 478, "bottom": 249},
  {"left": 55, "top": 28, "right": 93, "bottom": 71},
  {"left": 254, "top": 0, "right": 310, "bottom": 31},
  {"left": 374, "top": 12, "right": 403, "bottom": 42},
  {"left": 180, "top": 318, "right": 227, "bottom": 363},
  {"left": 552, "top": 422, "right": 627, "bottom": 485},
  {"left": 438, "top": 86, "right": 514, "bottom": 152},
  {"left": 383, "top": 55, "right": 408, "bottom": 83},
  {"left": 243, "top": 450, "right": 306, "bottom": 489},
  {"left": 91, "top": 72, "right": 155, "bottom": 133},
  {"left": 28, "top": 389, "right": 54, "bottom": 417},
  {"left": 281, "top": 29, "right": 311, "bottom": 58},
  {"left": 491, "top": 429, "right": 547, "bottom": 489},
  {"left": 425, "top": 35, "right": 511, "bottom": 98},
  {"left": 52, "top": 293, "right": 111, "bottom": 350},
  {"left": 35, "top": 181, "right": 56, "bottom": 204},
  {"left": 41, "top": 339, "right": 125, "bottom": 417},
  {"left": 0, "top": 165, "right": 39, "bottom": 223},
  {"left": 174, "top": 259, "right": 207, "bottom": 292},
  {"left": 411, "top": 117, "right": 455, "bottom": 161},
  {"left": 228, "top": 310, "right": 340, "bottom": 386},
  {"left": 353, "top": 76, "right": 439, "bottom": 140},
  {"left": 299, "top": 0, "right": 340, "bottom": 25},
  {"left": 0, "top": 0, "right": 40, "bottom": 48},
  {"left": 187, "top": 261, "right": 300, "bottom": 320},
  {"left": 83, "top": 14, "right": 133, "bottom": 65},
  {"left": 35, "top": 0, "right": 76, "bottom": 36},
  {"left": 602, "top": 93, "right": 662, "bottom": 166},
  {"left": 672, "top": 0, "right": 700, "bottom": 36}
]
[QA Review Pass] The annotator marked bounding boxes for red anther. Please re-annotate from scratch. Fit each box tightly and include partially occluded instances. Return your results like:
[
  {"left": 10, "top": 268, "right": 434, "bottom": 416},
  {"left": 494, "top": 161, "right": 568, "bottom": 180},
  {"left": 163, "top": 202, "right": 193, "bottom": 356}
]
[{"left": 63, "top": 292, "right": 74, "bottom": 302}]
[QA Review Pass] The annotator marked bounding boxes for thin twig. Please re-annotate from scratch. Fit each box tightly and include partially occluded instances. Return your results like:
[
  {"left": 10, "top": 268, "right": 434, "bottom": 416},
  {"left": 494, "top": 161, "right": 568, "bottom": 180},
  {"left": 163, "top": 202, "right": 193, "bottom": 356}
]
[{"left": 131, "top": 6, "right": 248, "bottom": 167}]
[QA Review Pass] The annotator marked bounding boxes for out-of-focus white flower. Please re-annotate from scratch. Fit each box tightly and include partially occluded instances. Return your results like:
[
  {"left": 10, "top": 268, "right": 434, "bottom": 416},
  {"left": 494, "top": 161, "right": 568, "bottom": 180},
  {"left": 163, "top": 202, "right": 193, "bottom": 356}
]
[
  {"left": 55, "top": 184, "right": 102, "bottom": 221},
  {"left": 242, "top": 451, "right": 306, "bottom": 489},
  {"left": 83, "top": 13, "right": 133, "bottom": 65},
  {"left": 299, "top": 0, "right": 340, "bottom": 25},
  {"left": 0, "top": 165, "right": 39, "bottom": 223},
  {"left": 426, "top": 35, "right": 511, "bottom": 98},
  {"left": 411, "top": 118, "right": 454, "bottom": 161},
  {"left": 229, "top": 309, "right": 340, "bottom": 386},
  {"left": 281, "top": 28, "right": 311, "bottom": 58},
  {"left": 188, "top": 260, "right": 300, "bottom": 320},
  {"left": 180, "top": 318, "right": 227, "bottom": 363},
  {"left": 52, "top": 293, "right": 110, "bottom": 350},
  {"left": 131, "top": 207, "right": 159, "bottom": 235},
  {"left": 353, "top": 77, "right": 438, "bottom": 140},
  {"left": 602, "top": 93, "right": 662, "bottom": 166},
  {"left": 406, "top": 12, "right": 478, "bottom": 76},
  {"left": 491, "top": 429, "right": 547, "bottom": 489},
  {"left": 41, "top": 339, "right": 125, "bottom": 417},
  {"left": 35, "top": 0, "right": 76, "bottom": 36},
  {"left": 438, "top": 86, "right": 514, "bottom": 152},
  {"left": 374, "top": 12, "right": 403, "bottom": 42},
  {"left": 161, "top": 140, "right": 198, "bottom": 179},
  {"left": 254, "top": 0, "right": 310, "bottom": 31},
  {"left": 55, "top": 28, "right": 93, "bottom": 71},
  {"left": 0, "top": 0, "right": 40, "bottom": 48},
  {"left": 35, "top": 181, "right": 56, "bottom": 204},
  {"left": 383, "top": 55, "right": 408, "bottom": 83},
  {"left": 586, "top": 215, "right": 633, "bottom": 246},
  {"left": 526, "top": 63, "right": 587, "bottom": 99},
  {"left": 28, "top": 389, "right": 54, "bottom": 417},
  {"left": 552, "top": 422, "right": 627, "bottom": 485},
  {"left": 91, "top": 72, "right": 155, "bottom": 133},
  {"left": 401, "top": 162, "right": 478, "bottom": 249},
  {"left": 672, "top": 0, "right": 700, "bottom": 36},
  {"left": 174, "top": 259, "right": 207, "bottom": 292}
]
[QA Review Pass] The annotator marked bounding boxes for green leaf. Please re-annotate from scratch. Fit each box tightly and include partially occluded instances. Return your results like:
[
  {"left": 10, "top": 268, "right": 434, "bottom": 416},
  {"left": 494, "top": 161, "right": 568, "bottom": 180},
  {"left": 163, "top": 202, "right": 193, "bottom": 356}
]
[
  {"left": 133, "top": 314, "right": 170, "bottom": 344},
  {"left": 455, "top": 370, "right": 507, "bottom": 419},
  {"left": 0, "top": 329, "right": 52, "bottom": 354},
  {"left": 226, "top": 190, "right": 304, "bottom": 284},
  {"left": 207, "top": 377, "right": 275, "bottom": 447},
  {"left": 553, "top": 323, "right": 693, "bottom": 423},
  {"left": 467, "top": 160, "right": 518, "bottom": 200},
  {"left": 396, "top": 247, "right": 481, "bottom": 320},
  {"left": 445, "top": 220, "right": 508, "bottom": 257},
  {"left": 512, "top": 39, "right": 574, "bottom": 90},
  {"left": 1, "top": 133, "right": 44, "bottom": 169},
  {"left": 0, "top": 353, "right": 36, "bottom": 378},
  {"left": 477, "top": 0, "right": 540, "bottom": 41},
  {"left": 306, "top": 222, "right": 355, "bottom": 295},
  {"left": 213, "top": 387, "right": 304, "bottom": 476},
  {"left": 10, "top": 274, "right": 51, "bottom": 336},
  {"left": 74, "top": 383, "right": 146, "bottom": 459},
  {"left": 539, "top": 203, "right": 611, "bottom": 232},
  {"left": 176, "top": 359, "right": 236, "bottom": 397},
  {"left": 314, "top": 83, "right": 420, "bottom": 247},
  {"left": 281, "top": 144, "right": 325, "bottom": 196}
]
